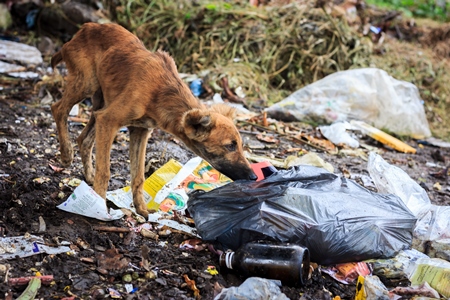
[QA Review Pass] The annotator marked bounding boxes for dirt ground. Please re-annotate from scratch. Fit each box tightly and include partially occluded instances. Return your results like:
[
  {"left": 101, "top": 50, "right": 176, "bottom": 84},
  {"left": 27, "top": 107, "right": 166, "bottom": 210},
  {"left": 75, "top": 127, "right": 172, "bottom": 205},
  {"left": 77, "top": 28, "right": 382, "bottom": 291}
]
[
  {"left": 0, "top": 70, "right": 449, "bottom": 299},
  {"left": 1, "top": 8, "right": 450, "bottom": 299}
]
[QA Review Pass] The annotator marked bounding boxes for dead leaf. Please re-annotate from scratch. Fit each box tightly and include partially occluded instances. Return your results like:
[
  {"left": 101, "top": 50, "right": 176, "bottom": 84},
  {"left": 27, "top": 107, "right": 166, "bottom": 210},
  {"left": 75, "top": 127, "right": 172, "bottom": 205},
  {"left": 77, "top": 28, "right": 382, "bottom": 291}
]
[
  {"left": 33, "top": 177, "right": 51, "bottom": 184},
  {"left": 256, "top": 133, "right": 279, "bottom": 144},
  {"left": 76, "top": 237, "right": 90, "bottom": 250},
  {"left": 433, "top": 182, "right": 442, "bottom": 190},
  {"left": 49, "top": 163, "right": 64, "bottom": 173},
  {"left": 183, "top": 274, "right": 200, "bottom": 299},
  {"left": 68, "top": 116, "right": 89, "bottom": 123},
  {"left": 61, "top": 178, "right": 82, "bottom": 187},
  {"left": 96, "top": 248, "right": 130, "bottom": 273},
  {"left": 297, "top": 132, "right": 337, "bottom": 153}
]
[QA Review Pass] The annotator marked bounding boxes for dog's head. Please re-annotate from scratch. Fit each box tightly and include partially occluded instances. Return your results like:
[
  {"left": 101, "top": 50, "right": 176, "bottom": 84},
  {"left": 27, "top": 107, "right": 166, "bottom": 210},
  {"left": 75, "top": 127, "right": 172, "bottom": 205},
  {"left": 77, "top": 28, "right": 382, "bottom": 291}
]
[{"left": 181, "top": 104, "right": 257, "bottom": 181}]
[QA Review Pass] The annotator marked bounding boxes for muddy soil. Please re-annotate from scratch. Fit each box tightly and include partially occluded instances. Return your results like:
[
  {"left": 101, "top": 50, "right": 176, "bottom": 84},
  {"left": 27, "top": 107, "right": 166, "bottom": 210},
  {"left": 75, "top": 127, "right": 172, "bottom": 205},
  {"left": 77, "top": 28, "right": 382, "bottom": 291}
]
[{"left": 0, "top": 71, "right": 449, "bottom": 299}]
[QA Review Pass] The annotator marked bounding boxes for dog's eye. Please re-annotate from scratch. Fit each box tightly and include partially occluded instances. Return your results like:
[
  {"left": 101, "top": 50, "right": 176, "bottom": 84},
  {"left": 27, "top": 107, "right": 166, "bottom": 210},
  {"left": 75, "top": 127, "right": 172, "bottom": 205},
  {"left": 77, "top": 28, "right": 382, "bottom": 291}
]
[{"left": 224, "top": 142, "right": 237, "bottom": 152}]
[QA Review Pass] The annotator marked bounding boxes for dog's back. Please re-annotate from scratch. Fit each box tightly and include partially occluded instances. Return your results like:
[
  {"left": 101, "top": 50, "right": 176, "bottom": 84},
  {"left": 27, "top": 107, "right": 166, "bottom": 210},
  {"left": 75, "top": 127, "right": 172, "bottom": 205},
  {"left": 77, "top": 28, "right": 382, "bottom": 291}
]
[{"left": 52, "top": 23, "right": 145, "bottom": 97}]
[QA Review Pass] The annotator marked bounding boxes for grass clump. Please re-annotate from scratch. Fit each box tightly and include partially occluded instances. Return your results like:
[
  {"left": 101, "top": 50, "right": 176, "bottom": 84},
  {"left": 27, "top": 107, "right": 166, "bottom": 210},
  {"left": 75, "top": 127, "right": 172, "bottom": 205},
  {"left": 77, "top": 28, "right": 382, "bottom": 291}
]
[{"left": 113, "top": 0, "right": 372, "bottom": 102}]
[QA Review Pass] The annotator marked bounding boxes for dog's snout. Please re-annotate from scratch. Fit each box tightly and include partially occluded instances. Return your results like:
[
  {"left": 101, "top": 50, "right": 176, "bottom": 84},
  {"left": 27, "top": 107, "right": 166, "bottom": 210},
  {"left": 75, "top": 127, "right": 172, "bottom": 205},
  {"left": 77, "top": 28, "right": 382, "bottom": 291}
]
[{"left": 248, "top": 172, "right": 258, "bottom": 181}]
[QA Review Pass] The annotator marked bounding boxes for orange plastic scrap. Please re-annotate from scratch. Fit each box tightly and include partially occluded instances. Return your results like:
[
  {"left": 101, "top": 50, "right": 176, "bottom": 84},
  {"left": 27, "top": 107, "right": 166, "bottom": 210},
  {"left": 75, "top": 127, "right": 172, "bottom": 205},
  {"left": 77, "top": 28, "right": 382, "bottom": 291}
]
[
  {"left": 335, "top": 262, "right": 371, "bottom": 283},
  {"left": 183, "top": 274, "right": 201, "bottom": 299},
  {"left": 351, "top": 121, "right": 416, "bottom": 154},
  {"left": 322, "top": 262, "right": 372, "bottom": 284}
]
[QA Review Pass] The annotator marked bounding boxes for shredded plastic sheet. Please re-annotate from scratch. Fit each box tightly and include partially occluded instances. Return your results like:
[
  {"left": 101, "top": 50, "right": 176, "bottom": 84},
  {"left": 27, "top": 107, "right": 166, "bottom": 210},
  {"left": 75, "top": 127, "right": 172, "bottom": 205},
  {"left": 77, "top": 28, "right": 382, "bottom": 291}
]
[
  {"left": 265, "top": 68, "right": 431, "bottom": 139},
  {"left": 214, "top": 277, "right": 289, "bottom": 300},
  {"left": 0, "top": 234, "right": 72, "bottom": 260},
  {"left": 188, "top": 165, "right": 416, "bottom": 265},
  {"left": 368, "top": 152, "right": 450, "bottom": 243}
]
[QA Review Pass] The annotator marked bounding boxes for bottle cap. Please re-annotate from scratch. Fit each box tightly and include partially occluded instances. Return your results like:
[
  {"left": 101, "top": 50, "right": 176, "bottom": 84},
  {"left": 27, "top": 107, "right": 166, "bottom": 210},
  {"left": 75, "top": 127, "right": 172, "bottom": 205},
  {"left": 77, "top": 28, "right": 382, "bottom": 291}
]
[{"left": 219, "top": 252, "right": 235, "bottom": 269}]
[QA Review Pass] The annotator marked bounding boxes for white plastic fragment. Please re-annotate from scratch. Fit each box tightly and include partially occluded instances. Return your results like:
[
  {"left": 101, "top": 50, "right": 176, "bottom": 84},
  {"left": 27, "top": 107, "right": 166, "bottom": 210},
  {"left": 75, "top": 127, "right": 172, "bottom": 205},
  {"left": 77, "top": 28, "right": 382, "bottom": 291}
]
[
  {"left": 0, "top": 40, "right": 43, "bottom": 65},
  {"left": 319, "top": 121, "right": 359, "bottom": 148},
  {"left": 214, "top": 277, "right": 289, "bottom": 300},
  {"left": 368, "top": 152, "right": 450, "bottom": 242},
  {"left": 0, "top": 234, "right": 72, "bottom": 260}
]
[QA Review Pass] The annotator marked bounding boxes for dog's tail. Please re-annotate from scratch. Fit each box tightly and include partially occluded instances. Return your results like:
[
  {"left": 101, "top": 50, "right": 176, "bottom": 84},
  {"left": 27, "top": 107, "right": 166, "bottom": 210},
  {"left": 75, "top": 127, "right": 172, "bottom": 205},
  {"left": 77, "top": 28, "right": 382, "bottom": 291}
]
[{"left": 51, "top": 50, "right": 63, "bottom": 69}]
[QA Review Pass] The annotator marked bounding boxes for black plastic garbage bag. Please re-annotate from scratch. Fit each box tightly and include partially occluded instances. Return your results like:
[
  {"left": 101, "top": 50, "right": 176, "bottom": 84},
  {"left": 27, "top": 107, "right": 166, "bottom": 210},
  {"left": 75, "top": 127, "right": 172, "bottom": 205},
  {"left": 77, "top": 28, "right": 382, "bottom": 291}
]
[{"left": 187, "top": 165, "right": 417, "bottom": 265}]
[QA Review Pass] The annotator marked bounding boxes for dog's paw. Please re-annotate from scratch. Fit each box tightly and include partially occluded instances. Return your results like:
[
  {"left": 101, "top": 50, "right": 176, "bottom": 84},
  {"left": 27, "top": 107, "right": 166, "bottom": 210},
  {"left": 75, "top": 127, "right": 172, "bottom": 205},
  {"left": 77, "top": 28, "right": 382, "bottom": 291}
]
[
  {"left": 84, "top": 171, "right": 95, "bottom": 185},
  {"left": 60, "top": 157, "right": 73, "bottom": 168},
  {"left": 60, "top": 149, "right": 74, "bottom": 167},
  {"left": 136, "top": 205, "right": 149, "bottom": 219}
]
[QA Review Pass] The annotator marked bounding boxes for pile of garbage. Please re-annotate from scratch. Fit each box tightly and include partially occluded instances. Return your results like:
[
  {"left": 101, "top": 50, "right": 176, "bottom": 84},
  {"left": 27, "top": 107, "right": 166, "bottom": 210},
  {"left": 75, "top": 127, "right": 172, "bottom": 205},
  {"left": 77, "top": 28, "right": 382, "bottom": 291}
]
[{"left": 14, "top": 151, "right": 445, "bottom": 299}]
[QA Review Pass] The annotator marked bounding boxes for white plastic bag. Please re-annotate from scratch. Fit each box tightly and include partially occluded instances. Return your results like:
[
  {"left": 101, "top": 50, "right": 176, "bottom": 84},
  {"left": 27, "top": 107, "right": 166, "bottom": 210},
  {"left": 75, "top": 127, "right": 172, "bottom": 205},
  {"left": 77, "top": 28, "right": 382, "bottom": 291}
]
[
  {"left": 319, "top": 121, "right": 359, "bottom": 148},
  {"left": 266, "top": 68, "right": 431, "bottom": 138},
  {"left": 214, "top": 277, "right": 289, "bottom": 300},
  {"left": 368, "top": 152, "right": 450, "bottom": 243}
]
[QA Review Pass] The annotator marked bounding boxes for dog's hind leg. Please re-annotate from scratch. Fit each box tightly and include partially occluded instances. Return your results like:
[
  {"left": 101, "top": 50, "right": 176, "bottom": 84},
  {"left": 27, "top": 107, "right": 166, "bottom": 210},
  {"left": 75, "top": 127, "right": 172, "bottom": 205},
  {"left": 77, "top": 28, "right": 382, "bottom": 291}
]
[
  {"left": 51, "top": 74, "right": 92, "bottom": 167},
  {"left": 77, "top": 89, "right": 104, "bottom": 184},
  {"left": 128, "top": 126, "right": 151, "bottom": 218}
]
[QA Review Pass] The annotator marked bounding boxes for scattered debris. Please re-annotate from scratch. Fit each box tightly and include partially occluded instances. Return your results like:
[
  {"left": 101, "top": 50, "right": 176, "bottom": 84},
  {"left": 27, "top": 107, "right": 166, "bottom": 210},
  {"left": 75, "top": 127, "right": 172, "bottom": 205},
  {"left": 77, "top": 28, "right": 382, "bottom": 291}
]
[
  {"left": 409, "top": 257, "right": 450, "bottom": 297},
  {"left": 368, "top": 153, "right": 450, "bottom": 243},
  {"left": 15, "top": 277, "right": 41, "bottom": 300},
  {"left": 107, "top": 157, "right": 230, "bottom": 215},
  {"left": 284, "top": 152, "right": 334, "bottom": 173},
  {"left": 319, "top": 122, "right": 360, "bottom": 149},
  {"left": 8, "top": 275, "right": 54, "bottom": 287},
  {"left": 214, "top": 277, "right": 289, "bottom": 300},
  {"left": 321, "top": 262, "right": 372, "bottom": 285},
  {"left": 0, "top": 235, "right": 71, "bottom": 260},
  {"left": 183, "top": 274, "right": 201, "bottom": 299}
]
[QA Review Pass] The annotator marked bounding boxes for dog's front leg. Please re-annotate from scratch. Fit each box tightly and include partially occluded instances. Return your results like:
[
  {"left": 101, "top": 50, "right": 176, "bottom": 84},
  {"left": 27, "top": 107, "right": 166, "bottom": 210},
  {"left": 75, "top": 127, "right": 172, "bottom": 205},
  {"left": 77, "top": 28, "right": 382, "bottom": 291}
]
[
  {"left": 128, "top": 126, "right": 151, "bottom": 218},
  {"left": 92, "top": 110, "right": 121, "bottom": 200}
]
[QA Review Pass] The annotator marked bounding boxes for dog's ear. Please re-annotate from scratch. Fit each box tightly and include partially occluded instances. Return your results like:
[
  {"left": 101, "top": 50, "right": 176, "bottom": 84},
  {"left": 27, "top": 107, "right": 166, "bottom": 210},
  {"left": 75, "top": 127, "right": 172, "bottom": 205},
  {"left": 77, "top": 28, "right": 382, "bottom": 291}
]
[
  {"left": 182, "top": 109, "right": 213, "bottom": 142},
  {"left": 210, "top": 103, "right": 236, "bottom": 119}
]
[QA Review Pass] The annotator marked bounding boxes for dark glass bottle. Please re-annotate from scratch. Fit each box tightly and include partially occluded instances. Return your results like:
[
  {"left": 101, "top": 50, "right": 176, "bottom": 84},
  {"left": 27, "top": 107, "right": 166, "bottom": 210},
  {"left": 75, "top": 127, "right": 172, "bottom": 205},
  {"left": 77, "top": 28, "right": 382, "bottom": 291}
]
[{"left": 219, "top": 242, "right": 310, "bottom": 286}]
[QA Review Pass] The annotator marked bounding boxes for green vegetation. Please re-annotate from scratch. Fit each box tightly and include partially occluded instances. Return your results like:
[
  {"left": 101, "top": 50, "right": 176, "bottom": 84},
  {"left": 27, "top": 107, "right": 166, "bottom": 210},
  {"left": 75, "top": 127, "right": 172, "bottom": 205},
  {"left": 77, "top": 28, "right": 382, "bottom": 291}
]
[
  {"left": 113, "top": 0, "right": 372, "bottom": 103},
  {"left": 108, "top": 0, "right": 450, "bottom": 139},
  {"left": 366, "top": 0, "right": 450, "bottom": 21}
]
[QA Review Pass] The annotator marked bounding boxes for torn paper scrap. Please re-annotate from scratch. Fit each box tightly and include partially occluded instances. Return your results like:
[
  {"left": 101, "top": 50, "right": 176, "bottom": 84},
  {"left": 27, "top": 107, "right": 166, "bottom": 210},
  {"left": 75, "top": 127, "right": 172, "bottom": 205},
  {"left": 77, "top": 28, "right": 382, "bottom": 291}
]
[{"left": 58, "top": 181, "right": 124, "bottom": 221}]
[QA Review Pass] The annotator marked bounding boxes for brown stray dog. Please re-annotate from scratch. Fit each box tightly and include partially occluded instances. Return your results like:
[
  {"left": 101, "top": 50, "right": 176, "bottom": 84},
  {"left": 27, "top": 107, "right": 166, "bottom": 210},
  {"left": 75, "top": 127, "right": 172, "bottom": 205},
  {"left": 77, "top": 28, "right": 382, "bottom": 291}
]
[{"left": 51, "top": 23, "right": 257, "bottom": 218}]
